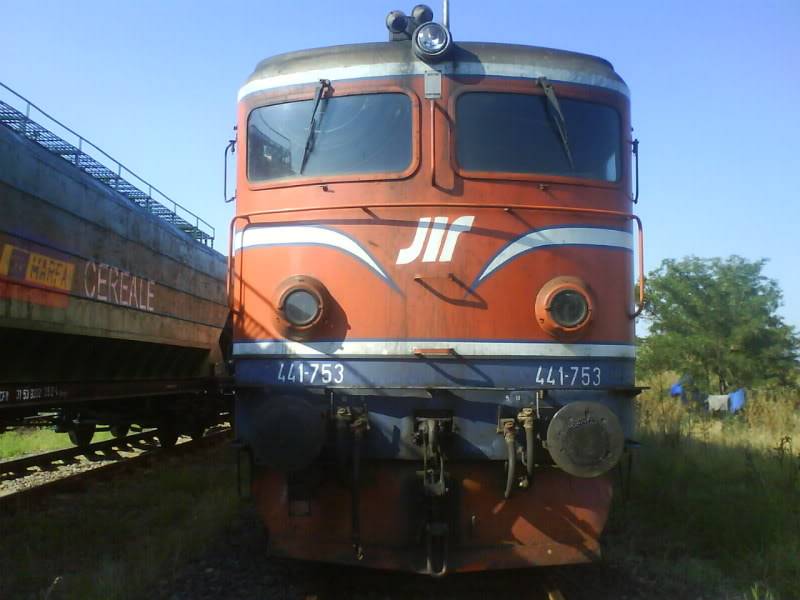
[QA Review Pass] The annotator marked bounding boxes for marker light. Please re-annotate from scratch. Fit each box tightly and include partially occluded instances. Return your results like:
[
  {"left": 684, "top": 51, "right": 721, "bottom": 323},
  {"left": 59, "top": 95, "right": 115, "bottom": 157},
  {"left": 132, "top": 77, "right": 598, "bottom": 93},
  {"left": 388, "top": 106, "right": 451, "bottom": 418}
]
[
  {"left": 535, "top": 277, "right": 594, "bottom": 339},
  {"left": 276, "top": 276, "right": 329, "bottom": 338},
  {"left": 385, "top": 10, "right": 408, "bottom": 34},
  {"left": 411, "top": 4, "right": 434, "bottom": 24},
  {"left": 282, "top": 289, "right": 320, "bottom": 327},
  {"left": 413, "top": 22, "right": 452, "bottom": 61},
  {"left": 550, "top": 290, "right": 589, "bottom": 328}
]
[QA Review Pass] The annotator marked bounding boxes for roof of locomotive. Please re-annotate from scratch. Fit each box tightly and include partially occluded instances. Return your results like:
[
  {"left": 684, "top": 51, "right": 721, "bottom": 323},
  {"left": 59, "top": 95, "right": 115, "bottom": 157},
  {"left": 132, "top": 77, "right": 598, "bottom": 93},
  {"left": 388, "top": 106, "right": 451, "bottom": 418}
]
[{"left": 239, "top": 41, "right": 629, "bottom": 101}]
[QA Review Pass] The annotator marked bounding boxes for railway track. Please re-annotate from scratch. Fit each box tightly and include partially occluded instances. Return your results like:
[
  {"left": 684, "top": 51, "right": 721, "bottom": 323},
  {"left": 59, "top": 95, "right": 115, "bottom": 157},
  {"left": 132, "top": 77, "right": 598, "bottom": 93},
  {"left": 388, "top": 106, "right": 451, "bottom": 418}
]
[
  {"left": 1, "top": 432, "right": 593, "bottom": 599},
  {"left": 0, "top": 430, "right": 159, "bottom": 478},
  {"left": 0, "top": 427, "right": 231, "bottom": 510}
]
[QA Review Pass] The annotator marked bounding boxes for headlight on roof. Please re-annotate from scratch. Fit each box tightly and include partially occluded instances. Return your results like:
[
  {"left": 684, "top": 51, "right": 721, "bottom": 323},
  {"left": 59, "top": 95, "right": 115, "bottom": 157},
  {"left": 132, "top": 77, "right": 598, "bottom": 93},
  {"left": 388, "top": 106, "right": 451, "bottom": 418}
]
[{"left": 413, "top": 22, "right": 452, "bottom": 61}]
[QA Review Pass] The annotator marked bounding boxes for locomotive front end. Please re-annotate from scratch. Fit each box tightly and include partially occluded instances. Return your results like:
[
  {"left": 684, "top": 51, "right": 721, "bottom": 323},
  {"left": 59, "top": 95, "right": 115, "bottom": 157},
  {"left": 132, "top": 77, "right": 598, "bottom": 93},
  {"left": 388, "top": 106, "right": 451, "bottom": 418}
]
[{"left": 230, "top": 4, "right": 642, "bottom": 574}]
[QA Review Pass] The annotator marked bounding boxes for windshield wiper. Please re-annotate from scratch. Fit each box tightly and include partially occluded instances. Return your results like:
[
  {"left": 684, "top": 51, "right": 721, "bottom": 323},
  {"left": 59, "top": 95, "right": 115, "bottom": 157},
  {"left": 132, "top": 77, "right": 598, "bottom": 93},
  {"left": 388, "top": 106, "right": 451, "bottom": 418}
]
[
  {"left": 299, "top": 79, "right": 332, "bottom": 175},
  {"left": 537, "top": 77, "right": 574, "bottom": 169}
]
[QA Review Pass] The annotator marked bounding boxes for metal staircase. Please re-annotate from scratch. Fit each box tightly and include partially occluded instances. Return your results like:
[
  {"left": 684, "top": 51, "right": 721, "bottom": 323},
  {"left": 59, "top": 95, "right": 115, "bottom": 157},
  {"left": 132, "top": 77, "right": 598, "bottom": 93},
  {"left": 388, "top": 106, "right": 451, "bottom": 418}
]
[{"left": 0, "top": 82, "right": 215, "bottom": 247}]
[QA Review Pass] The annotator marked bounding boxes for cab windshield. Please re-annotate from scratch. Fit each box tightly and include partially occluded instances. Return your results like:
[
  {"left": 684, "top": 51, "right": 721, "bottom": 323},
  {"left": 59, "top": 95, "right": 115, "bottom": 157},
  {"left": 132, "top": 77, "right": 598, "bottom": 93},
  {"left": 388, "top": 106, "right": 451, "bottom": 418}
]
[
  {"left": 456, "top": 92, "right": 621, "bottom": 182},
  {"left": 247, "top": 93, "right": 412, "bottom": 182}
]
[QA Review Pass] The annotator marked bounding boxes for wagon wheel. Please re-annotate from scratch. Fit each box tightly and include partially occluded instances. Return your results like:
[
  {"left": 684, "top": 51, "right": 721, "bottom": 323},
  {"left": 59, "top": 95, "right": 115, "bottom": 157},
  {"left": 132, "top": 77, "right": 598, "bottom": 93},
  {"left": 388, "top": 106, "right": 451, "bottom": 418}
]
[
  {"left": 68, "top": 423, "right": 96, "bottom": 448},
  {"left": 110, "top": 424, "right": 130, "bottom": 438},
  {"left": 188, "top": 423, "right": 206, "bottom": 441},
  {"left": 157, "top": 423, "right": 179, "bottom": 448}
]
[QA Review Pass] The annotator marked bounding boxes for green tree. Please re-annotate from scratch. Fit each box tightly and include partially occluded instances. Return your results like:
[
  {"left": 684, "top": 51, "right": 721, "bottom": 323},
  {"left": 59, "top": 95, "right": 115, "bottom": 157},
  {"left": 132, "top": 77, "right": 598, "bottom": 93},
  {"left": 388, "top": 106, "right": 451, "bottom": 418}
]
[{"left": 638, "top": 256, "right": 799, "bottom": 393}]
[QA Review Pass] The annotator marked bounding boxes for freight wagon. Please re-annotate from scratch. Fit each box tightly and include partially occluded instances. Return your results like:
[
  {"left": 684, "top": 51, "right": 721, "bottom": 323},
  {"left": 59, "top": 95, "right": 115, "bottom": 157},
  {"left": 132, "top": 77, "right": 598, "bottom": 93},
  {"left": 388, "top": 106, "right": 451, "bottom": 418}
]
[{"left": 0, "top": 83, "right": 230, "bottom": 446}]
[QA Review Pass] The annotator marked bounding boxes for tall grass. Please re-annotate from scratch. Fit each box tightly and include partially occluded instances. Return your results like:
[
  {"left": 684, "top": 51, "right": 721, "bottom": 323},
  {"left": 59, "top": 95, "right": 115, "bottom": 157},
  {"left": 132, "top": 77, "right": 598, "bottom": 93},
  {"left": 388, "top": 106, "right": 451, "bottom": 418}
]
[
  {"left": 0, "top": 446, "right": 239, "bottom": 599},
  {"left": 610, "top": 383, "right": 800, "bottom": 599},
  {"left": 0, "top": 428, "right": 114, "bottom": 459}
]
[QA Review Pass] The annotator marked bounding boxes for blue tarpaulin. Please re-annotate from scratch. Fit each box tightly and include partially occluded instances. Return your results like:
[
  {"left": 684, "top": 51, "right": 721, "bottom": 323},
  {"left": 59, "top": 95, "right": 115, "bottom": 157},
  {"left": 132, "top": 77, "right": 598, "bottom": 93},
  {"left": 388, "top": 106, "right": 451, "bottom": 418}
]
[
  {"left": 729, "top": 388, "right": 746, "bottom": 413},
  {"left": 670, "top": 382, "right": 683, "bottom": 397}
]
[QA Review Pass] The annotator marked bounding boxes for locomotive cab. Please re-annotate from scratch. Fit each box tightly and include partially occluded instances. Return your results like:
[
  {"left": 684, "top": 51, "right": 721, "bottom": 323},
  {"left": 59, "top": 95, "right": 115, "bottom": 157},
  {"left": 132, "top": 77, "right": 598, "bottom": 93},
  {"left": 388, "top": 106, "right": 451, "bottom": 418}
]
[{"left": 230, "top": 3, "right": 642, "bottom": 574}]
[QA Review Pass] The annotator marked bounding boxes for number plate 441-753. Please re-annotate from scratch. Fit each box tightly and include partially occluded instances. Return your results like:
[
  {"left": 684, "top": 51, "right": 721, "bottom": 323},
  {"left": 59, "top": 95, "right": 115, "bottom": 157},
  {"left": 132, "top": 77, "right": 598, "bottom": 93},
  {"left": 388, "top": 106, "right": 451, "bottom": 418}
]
[
  {"left": 270, "top": 361, "right": 606, "bottom": 388},
  {"left": 276, "top": 361, "right": 344, "bottom": 385},
  {"left": 535, "top": 365, "right": 601, "bottom": 387}
]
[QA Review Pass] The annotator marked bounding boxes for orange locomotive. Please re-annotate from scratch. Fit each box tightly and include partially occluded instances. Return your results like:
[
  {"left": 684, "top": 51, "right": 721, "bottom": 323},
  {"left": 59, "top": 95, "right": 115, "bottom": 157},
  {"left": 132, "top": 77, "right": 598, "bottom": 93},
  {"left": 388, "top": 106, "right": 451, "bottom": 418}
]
[{"left": 230, "top": 3, "right": 643, "bottom": 575}]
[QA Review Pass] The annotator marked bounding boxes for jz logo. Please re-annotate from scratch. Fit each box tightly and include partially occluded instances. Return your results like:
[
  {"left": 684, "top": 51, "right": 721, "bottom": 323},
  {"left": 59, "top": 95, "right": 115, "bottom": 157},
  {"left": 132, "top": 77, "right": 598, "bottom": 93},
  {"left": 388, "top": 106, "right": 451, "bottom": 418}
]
[{"left": 396, "top": 216, "right": 475, "bottom": 265}]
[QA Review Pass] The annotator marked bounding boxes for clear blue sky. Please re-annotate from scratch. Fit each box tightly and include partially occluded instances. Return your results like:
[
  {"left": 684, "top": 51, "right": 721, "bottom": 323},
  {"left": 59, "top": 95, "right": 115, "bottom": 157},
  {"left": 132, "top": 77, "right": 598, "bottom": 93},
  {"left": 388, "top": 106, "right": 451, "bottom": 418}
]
[{"left": 2, "top": 0, "right": 799, "bottom": 328}]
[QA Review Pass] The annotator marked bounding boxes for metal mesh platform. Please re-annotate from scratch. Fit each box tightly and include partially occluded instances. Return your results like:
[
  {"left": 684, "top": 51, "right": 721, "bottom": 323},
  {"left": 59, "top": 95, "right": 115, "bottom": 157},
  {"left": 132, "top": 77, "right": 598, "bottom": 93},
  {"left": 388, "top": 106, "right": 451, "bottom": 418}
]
[{"left": 0, "top": 85, "right": 214, "bottom": 246}]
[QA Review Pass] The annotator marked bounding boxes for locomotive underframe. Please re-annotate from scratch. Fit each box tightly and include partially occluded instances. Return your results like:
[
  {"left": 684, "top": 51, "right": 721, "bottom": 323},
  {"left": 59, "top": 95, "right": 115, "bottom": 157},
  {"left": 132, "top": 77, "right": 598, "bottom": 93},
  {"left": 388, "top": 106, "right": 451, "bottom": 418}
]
[
  {"left": 236, "top": 380, "right": 639, "bottom": 574},
  {"left": 251, "top": 459, "right": 615, "bottom": 574}
]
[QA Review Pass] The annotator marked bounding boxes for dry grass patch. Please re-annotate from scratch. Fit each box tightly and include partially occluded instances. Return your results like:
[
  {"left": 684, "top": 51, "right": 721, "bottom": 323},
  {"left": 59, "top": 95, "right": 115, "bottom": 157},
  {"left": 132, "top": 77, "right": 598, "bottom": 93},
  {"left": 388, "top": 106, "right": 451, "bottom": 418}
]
[
  {"left": 607, "top": 386, "right": 800, "bottom": 599},
  {"left": 0, "top": 444, "right": 239, "bottom": 599}
]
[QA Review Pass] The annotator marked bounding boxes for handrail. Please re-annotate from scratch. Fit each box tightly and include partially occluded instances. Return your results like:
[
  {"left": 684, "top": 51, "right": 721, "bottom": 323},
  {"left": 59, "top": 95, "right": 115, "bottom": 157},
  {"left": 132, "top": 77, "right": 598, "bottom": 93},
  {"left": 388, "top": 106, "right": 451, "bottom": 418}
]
[
  {"left": 430, "top": 101, "right": 436, "bottom": 186},
  {"left": 228, "top": 202, "right": 645, "bottom": 318},
  {"left": 0, "top": 81, "right": 215, "bottom": 246}
]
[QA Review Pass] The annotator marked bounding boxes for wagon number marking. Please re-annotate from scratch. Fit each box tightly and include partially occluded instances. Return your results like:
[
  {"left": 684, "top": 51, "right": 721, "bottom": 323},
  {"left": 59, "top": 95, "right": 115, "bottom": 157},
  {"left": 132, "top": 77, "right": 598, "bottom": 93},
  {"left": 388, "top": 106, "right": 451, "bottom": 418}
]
[
  {"left": 535, "top": 366, "right": 601, "bottom": 387},
  {"left": 277, "top": 362, "right": 344, "bottom": 384}
]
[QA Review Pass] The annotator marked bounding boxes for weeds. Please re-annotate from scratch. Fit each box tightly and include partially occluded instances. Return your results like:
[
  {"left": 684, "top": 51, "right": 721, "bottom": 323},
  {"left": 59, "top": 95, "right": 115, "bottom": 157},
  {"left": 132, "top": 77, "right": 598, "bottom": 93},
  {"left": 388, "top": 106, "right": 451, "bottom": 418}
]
[
  {"left": 771, "top": 436, "right": 793, "bottom": 465},
  {"left": 0, "top": 446, "right": 238, "bottom": 600},
  {"left": 750, "top": 582, "right": 777, "bottom": 600},
  {"left": 613, "top": 384, "right": 800, "bottom": 599},
  {"left": 0, "top": 428, "right": 113, "bottom": 459},
  {"left": 745, "top": 390, "right": 800, "bottom": 435}
]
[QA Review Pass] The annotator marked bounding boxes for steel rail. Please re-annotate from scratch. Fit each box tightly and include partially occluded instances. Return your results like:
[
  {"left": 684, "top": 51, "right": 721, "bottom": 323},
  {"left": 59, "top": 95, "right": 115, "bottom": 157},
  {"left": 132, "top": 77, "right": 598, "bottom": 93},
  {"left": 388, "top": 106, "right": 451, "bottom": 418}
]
[
  {"left": 0, "top": 429, "right": 232, "bottom": 511},
  {"left": 0, "top": 431, "right": 158, "bottom": 476}
]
